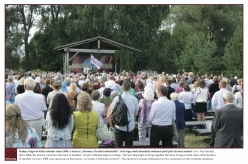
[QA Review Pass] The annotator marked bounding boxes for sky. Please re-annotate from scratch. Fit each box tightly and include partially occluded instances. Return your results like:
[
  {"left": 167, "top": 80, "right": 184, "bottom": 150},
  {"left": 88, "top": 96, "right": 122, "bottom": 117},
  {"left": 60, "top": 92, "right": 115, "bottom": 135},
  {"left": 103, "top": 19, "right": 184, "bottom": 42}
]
[{"left": 1, "top": 1, "right": 247, "bottom": 163}]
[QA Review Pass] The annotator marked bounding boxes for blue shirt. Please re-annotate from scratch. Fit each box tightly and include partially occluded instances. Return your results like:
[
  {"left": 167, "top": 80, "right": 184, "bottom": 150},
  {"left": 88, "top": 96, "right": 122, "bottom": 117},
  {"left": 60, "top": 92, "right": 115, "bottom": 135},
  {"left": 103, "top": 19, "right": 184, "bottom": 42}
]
[{"left": 110, "top": 92, "right": 139, "bottom": 132}]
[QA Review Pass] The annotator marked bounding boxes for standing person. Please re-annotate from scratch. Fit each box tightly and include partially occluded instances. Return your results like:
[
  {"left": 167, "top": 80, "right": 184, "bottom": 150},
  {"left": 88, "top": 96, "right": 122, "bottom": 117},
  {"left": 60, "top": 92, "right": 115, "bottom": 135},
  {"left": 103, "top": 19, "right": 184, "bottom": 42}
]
[
  {"left": 212, "top": 91, "right": 242, "bottom": 148},
  {"left": 235, "top": 81, "right": 243, "bottom": 108},
  {"left": 72, "top": 93, "right": 99, "bottom": 148},
  {"left": 67, "top": 82, "right": 79, "bottom": 109},
  {"left": 14, "top": 77, "right": 47, "bottom": 140},
  {"left": 208, "top": 80, "right": 237, "bottom": 148},
  {"left": 208, "top": 76, "right": 220, "bottom": 111},
  {"left": 6, "top": 104, "right": 42, "bottom": 148},
  {"left": 175, "top": 81, "right": 184, "bottom": 93},
  {"left": 60, "top": 81, "right": 68, "bottom": 96},
  {"left": 107, "top": 81, "right": 139, "bottom": 148},
  {"left": 6, "top": 76, "right": 16, "bottom": 104},
  {"left": 99, "top": 88, "right": 112, "bottom": 120},
  {"left": 47, "top": 82, "right": 61, "bottom": 108},
  {"left": 170, "top": 92, "right": 186, "bottom": 148},
  {"left": 91, "top": 90, "right": 107, "bottom": 125},
  {"left": 45, "top": 93, "right": 74, "bottom": 148},
  {"left": 194, "top": 80, "right": 208, "bottom": 121},
  {"left": 17, "top": 77, "right": 25, "bottom": 95},
  {"left": 42, "top": 79, "right": 54, "bottom": 108},
  {"left": 179, "top": 85, "right": 193, "bottom": 121},
  {"left": 138, "top": 88, "right": 155, "bottom": 141},
  {"left": 149, "top": 85, "right": 176, "bottom": 148},
  {"left": 165, "top": 79, "right": 175, "bottom": 100}
]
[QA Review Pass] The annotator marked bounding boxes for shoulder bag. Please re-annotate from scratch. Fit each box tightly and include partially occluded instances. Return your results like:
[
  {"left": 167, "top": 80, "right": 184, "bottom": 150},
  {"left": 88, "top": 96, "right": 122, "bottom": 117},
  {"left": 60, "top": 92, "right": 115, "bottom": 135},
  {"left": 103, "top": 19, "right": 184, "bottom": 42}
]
[{"left": 96, "top": 116, "right": 110, "bottom": 141}]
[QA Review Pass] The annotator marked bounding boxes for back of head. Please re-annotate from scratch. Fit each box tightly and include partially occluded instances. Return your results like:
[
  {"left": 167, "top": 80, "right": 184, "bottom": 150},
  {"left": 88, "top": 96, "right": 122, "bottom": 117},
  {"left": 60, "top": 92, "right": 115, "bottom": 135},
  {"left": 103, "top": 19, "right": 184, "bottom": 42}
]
[
  {"left": 166, "top": 79, "right": 172, "bottom": 86},
  {"left": 213, "top": 76, "right": 218, "bottom": 83},
  {"left": 20, "top": 77, "right": 25, "bottom": 85},
  {"left": 137, "top": 80, "right": 144, "bottom": 89},
  {"left": 81, "top": 82, "right": 89, "bottom": 91},
  {"left": 6, "top": 104, "right": 26, "bottom": 145},
  {"left": 7, "top": 76, "right": 13, "bottom": 83},
  {"left": 91, "top": 90, "right": 100, "bottom": 100},
  {"left": 143, "top": 88, "right": 155, "bottom": 100},
  {"left": 103, "top": 88, "right": 111, "bottom": 97},
  {"left": 50, "top": 93, "right": 71, "bottom": 129},
  {"left": 122, "top": 81, "right": 131, "bottom": 92},
  {"left": 110, "top": 91, "right": 119, "bottom": 100},
  {"left": 198, "top": 80, "right": 206, "bottom": 88},
  {"left": 223, "top": 91, "right": 235, "bottom": 103},
  {"left": 53, "top": 81, "right": 60, "bottom": 90},
  {"left": 70, "top": 82, "right": 77, "bottom": 91},
  {"left": 77, "top": 92, "right": 92, "bottom": 112},
  {"left": 183, "top": 85, "right": 190, "bottom": 92},
  {"left": 24, "top": 77, "right": 36, "bottom": 90},
  {"left": 157, "top": 85, "right": 168, "bottom": 96},
  {"left": 170, "top": 92, "right": 179, "bottom": 101},
  {"left": 219, "top": 80, "right": 227, "bottom": 88}
]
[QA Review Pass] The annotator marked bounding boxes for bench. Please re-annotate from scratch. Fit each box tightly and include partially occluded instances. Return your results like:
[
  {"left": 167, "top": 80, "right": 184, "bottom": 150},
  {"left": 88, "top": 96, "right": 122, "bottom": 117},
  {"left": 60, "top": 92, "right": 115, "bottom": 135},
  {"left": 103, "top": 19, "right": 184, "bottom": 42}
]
[
  {"left": 205, "top": 111, "right": 215, "bottom": 116},
  {"left": 185, "top": 120, "right": 209, "bottom": 128},
  {"left": 192, "top": 116, "right": 213, "bottom": 121},
  {"left": 193, "top": 128, "right": 211, "bottom": 136}
]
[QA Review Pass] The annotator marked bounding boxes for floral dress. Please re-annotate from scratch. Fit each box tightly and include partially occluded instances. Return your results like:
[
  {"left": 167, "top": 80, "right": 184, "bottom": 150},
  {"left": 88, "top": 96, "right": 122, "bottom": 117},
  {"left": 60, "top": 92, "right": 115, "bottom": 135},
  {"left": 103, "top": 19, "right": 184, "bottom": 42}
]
[{"left": 6, "top": 127, "right": 42, "bottom": 148}]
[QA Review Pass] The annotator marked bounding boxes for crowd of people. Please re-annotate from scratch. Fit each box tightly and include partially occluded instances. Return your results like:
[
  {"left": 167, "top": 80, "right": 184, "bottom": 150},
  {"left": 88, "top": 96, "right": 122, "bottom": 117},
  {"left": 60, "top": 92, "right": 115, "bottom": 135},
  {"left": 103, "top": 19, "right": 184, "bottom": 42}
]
[{"left": 5, "top": 69, "right": 243, "bottom": 148}]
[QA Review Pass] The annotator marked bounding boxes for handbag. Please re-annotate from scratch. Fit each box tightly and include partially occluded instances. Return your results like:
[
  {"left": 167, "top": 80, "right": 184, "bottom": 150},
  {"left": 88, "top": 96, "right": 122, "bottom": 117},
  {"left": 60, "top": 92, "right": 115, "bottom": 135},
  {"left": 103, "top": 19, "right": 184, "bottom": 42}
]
[
  {"left": 172, "top": 119, "right": 178, "bottom": 138},
  {"left": 96, "top": 116, "right": 110, "bottom": 141}
]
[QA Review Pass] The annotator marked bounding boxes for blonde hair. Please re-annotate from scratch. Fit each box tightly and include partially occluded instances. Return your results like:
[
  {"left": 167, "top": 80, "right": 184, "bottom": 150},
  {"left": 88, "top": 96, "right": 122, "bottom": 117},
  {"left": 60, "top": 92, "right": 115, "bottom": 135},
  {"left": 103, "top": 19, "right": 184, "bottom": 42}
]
[
  {"left": 88, "top": 81, "right": 93, "bottom": 91},
  {"left": 70, "top": 82, "right": 77, "bottom": 92},
  {"left": 6, "top": 104, "right": 27, "bottom": 146},
  {"left": 225, "top": 78, "right": 230, "bottom": 84},
  {"left": 77, "top": 93, "right": 92, "bottom": 112},
  {"left": 194, "top": 81, "right": 199, "bottom": 89},
  {"left": 237, "top": 79, "right": 242, "bottom": 85},
  {"left": 8, "top": 76, "right": 13, "bottom": 83}
]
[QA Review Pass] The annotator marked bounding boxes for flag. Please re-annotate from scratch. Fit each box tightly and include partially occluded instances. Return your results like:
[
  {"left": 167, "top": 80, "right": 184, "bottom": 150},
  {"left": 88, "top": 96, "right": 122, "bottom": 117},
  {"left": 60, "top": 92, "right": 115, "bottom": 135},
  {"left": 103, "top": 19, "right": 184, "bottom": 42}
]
[{"left": 90, "top": 55, "right": 103, "bottom": 69}]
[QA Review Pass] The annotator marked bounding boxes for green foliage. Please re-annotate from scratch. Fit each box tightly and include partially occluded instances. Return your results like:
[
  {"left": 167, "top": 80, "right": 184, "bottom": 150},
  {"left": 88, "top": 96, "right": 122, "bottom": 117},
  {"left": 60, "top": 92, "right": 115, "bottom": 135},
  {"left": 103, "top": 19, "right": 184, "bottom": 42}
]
[
  {"left": 5, "top": 5, "right": 242, "bottom": 75},
  {"left": 223, "top": 25, "right": 242, "bottom": 77}
]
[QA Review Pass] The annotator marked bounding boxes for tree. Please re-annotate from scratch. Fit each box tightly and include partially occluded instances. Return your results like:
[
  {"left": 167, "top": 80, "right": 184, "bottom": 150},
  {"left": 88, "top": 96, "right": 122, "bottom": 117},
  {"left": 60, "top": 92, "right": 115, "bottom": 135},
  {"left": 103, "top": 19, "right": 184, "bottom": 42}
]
[{"left": 223, "top": 25, "right": 242, "bottom": 77}]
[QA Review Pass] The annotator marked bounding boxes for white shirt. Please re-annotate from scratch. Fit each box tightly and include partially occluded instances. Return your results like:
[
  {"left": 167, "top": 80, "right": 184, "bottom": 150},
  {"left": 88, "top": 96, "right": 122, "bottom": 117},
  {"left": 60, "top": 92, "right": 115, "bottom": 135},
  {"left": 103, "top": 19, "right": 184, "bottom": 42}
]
[
  {"left": 211, "top": 88, "right": 237, "bottom": 112},
  {"left": 149, "top": 96, "right": 176, "bottom": 126},
  {"left": 14, "top": 90, "right": 47, "bottom": 120},
  {"left": 78, "top": 80, "right": 85, "bottom": 87},
  {"left": 179, "top": 91, "right": 193, "bottom": 109},
  {"left": 235, "top": 91, "right": 242, "bottom": 108},
  {"left": 92, "top": 100, "right": 106, "bottom": 125},
  {"left": 98, "top": 87, "right": 106, "bottom": 99}
]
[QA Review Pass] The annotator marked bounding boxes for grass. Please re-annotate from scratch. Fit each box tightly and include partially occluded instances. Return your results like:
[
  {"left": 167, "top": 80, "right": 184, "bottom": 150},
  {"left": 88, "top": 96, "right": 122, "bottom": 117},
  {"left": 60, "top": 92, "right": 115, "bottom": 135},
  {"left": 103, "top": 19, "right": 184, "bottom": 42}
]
[{"left": 184, "top": 128, "right": 211, "bottom": 148}]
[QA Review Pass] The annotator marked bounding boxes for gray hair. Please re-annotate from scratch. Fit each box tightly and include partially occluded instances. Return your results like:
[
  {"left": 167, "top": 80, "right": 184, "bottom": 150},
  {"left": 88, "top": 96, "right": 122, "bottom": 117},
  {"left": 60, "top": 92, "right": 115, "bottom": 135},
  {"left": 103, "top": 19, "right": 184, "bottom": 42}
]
[
  {"left": 170, "top": 92, "right": 179, "bottom": 101},
  {"left": 110, "top": 91, "right": 119, "bottom": 100},
  {"left": 20, "top": 77, "right": 25, "bottom": 85},
  {"left": 24, "top": 77, "right": 36, "bottom": 90},
  {"left": 223, "top": 91, "right": 235, "bottom": 103}
]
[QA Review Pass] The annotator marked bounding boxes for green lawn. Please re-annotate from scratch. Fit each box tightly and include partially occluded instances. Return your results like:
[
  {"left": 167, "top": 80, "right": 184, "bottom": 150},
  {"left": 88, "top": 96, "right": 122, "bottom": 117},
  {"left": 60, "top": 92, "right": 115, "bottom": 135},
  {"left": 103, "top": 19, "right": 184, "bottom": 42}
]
[{"left": 184, "top": 128, "right": 211, "bottom": 148}]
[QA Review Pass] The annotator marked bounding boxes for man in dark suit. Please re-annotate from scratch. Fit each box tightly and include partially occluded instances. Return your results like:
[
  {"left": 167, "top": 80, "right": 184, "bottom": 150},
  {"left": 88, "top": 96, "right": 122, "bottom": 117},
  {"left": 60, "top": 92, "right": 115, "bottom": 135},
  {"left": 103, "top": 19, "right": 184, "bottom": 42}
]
[
  {"left": 212, "top": 91, "right": 243, "bottom": 148},
  {"left": 165, "top": 79, "right": 175, "bottom": 100},
  {"left": 170, "top": 92, "right": 186, "bottom": 148}
]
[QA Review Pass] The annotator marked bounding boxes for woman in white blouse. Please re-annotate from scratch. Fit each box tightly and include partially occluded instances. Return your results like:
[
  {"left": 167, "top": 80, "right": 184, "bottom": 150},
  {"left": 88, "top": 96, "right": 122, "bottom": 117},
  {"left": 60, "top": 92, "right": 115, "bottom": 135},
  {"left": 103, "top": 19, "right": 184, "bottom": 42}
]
[
  {"left": 235, "top": 81, "right": 243, "bottom": 108},
  {"left": 179, "top": 85, "right": 193, "bottom": 121},
  {"left": 193, "top": 80, "right": 209, "bottom": 121}
]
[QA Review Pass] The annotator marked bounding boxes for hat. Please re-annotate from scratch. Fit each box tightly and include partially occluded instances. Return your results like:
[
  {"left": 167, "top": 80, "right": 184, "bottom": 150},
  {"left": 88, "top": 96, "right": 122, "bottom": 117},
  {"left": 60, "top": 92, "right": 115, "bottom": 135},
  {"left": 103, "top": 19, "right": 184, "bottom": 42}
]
[
  {"left": 234, "top": 76, "right": 237, "bottom": 79},
  {"left": 105, "top": 80, "right": 115, "bottom": 89},
  {"left": 143, "top": 88, "right": 155, "bottom": 100},
  {"left": 35, "top": 77, "right": 40, "bottom": 83}
]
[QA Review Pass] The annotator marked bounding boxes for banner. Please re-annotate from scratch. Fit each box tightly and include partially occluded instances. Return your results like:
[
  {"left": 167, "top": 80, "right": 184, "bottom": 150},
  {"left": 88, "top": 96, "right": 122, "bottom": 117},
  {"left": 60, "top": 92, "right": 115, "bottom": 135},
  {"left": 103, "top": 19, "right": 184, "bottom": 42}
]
[{"left": 90, "top": 55, "right": 103, "bottom": 69}]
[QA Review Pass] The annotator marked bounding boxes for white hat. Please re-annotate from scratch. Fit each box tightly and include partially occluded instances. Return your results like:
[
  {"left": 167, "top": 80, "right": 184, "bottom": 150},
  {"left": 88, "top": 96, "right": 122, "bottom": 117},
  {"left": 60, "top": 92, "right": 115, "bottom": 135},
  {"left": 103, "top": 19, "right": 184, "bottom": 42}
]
[
  {"left": 35, "top": 77, "right": 40, "bottom": 83},
  {"left": 105, "top": 80, "right": 115, "bottom": 89},
  {"left": 234, "top": 76, "right": 238, "bottom": 79},
  {"left": 143, "top": 88, "right": 155, "bottom": 100}
]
